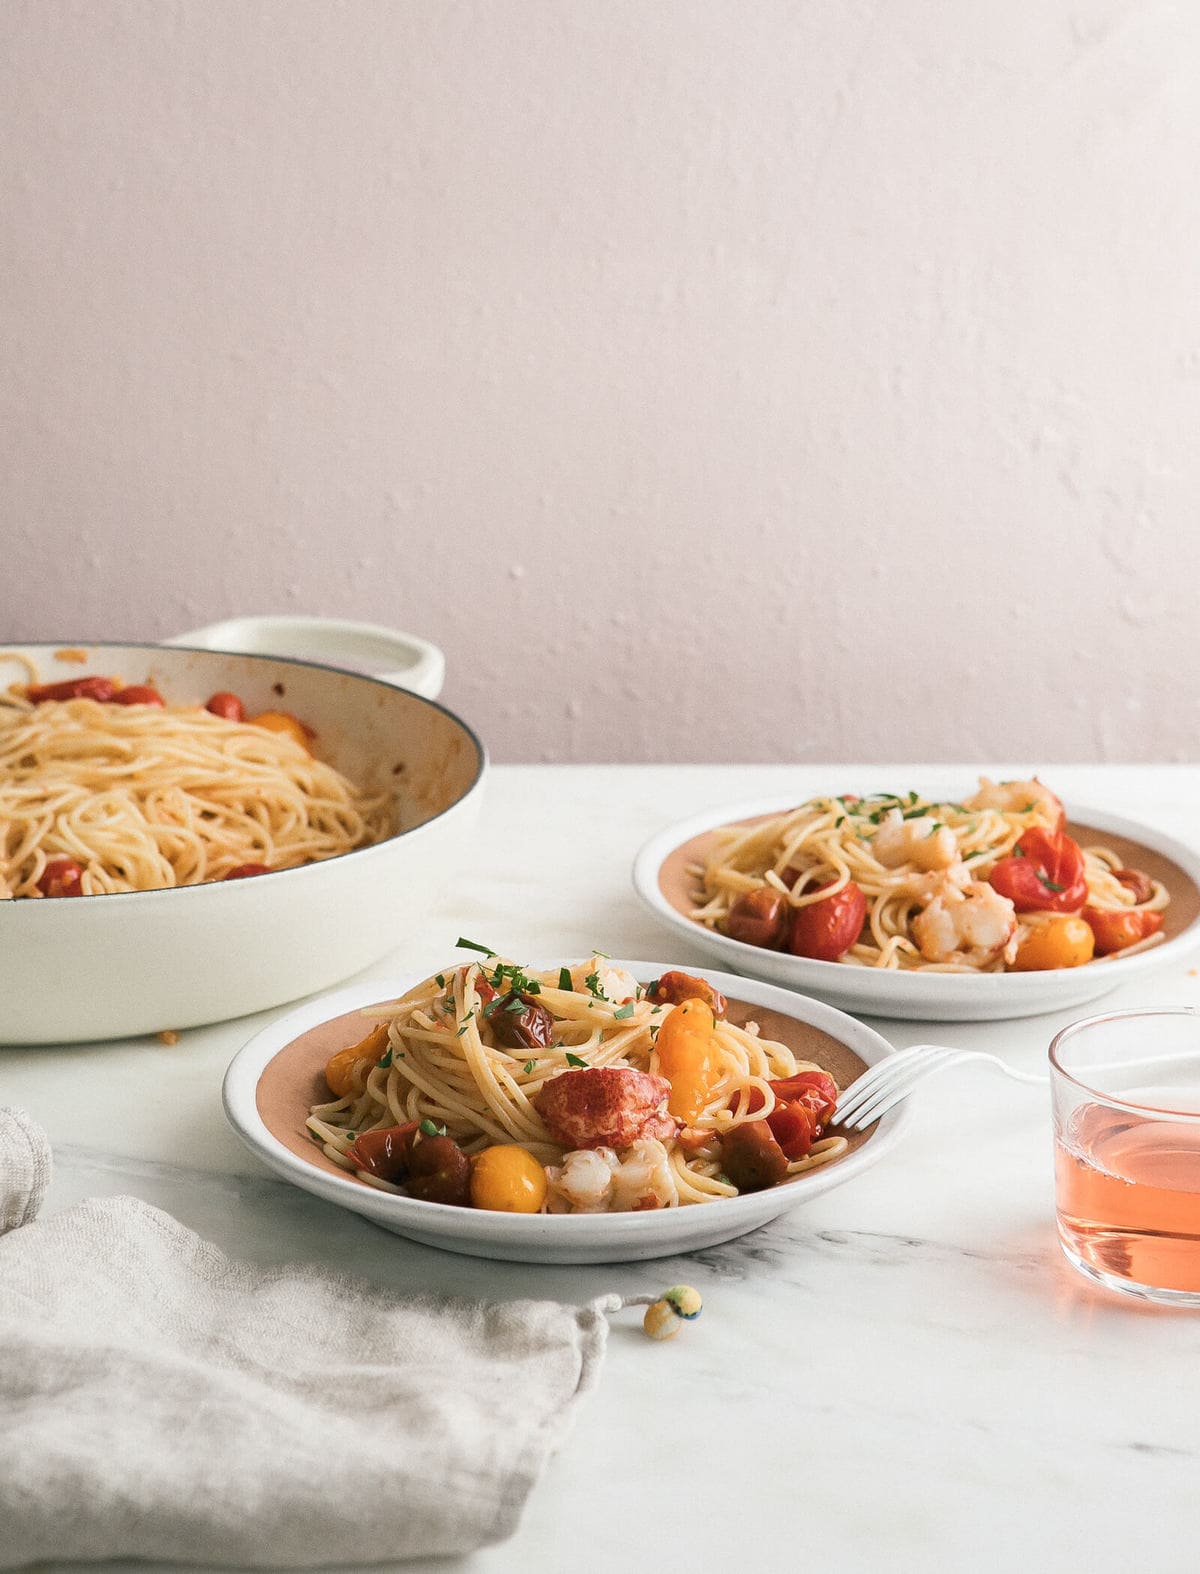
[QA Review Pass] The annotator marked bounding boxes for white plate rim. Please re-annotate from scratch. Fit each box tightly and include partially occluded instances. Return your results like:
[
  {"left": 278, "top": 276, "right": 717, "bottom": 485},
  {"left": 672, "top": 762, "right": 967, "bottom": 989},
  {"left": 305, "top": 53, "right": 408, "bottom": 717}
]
[
  {"left": 632, "top": 797, "right": 1200, "bottom": 1002},
  {"left": 222, "top": 961, "right": 908, "bottom": 1242}
]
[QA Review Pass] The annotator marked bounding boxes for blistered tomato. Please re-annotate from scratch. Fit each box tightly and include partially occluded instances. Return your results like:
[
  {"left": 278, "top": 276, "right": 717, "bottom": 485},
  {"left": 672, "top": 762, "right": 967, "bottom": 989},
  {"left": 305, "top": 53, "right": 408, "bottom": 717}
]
[
  {"left": 325, "top": 1022, "right": 390, "bottom": 1096},
  {"left": 1011, "top": 916, "right": 1095, "bottom": 971},
  {"left": 1084, "top": 906, "right": 1164, "bottom": 956},
  {"left": 653, "top": 997, "right": 719, "bottom": 1123},
  {"left": 248, "top": 711, "right": 310, "bottom": 750},
  {"left": 470, "top": 1145, "right": 548, "bottom": 1213}
]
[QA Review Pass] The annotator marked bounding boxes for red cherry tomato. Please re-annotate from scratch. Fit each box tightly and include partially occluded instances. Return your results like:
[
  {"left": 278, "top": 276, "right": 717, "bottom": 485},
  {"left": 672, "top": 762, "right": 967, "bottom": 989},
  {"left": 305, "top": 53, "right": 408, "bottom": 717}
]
[
  {"left": 109, "top": 685, "right": 165, "bottom": 707},
  {"left": 223, "top": 863, "right": 271, "bottom": 880},
  {"left": 37, "top": 858, "right": 84, "bottom": 897},
  {"left": 27, "top": 676, "right": 117, "bottom": 703},
  {"left": 766, "top": 1100, "right": 817, "bottom": 1160},
  {"left": 770, "top": 1070, "right": 839, "bottom": 1122},
  {"left": 1084, "top": 906, "right": 1164, "bottom": 956},
  {"left": 989, "top": 827, "right": 1087, "bottom": 913},
  {"left": 205, "top": 691, "right": 246, "bottom": 722},
  {"left": 787, "top": 882, "right": 868, "bottom": 961},
  {"left": 347, "top": 1122, "right": 421, "bottom": 1181}
]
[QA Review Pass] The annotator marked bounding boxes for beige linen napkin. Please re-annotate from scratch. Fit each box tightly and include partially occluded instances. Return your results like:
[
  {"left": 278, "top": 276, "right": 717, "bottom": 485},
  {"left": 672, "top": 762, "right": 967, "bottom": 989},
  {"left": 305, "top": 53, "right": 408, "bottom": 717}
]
[{"left": 0, "top": 1108, "right": 610, "bottom": 1569}]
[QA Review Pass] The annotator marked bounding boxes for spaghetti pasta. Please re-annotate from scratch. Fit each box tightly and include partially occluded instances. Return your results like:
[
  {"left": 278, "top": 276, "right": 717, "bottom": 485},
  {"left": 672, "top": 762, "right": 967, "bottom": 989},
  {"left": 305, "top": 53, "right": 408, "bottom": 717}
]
[
  {"left": 307, "top": 954, "right": 850, "bottom": 1212},
  {"left": 690, "top": 777, "right": 1170, "bottom": 972},
  {"left": 0, "top": 669, "right": 393, "bottom": 897}
]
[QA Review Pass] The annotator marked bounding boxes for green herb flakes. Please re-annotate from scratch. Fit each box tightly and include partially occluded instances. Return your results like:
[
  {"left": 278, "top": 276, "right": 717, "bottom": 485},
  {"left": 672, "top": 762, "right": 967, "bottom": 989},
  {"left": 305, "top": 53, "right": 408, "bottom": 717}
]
[
  {"left": 455, "top": 936, "right": 496, "bottom": 956},
  {"left": 565, "top": 1052, "right": 589, "bottom": 1068}
]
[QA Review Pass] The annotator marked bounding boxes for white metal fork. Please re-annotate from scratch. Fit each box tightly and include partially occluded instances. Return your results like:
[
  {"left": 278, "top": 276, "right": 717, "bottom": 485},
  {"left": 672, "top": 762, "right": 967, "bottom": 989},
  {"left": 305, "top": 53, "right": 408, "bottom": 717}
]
[{"left": 831, "top": 1045, "right": 1046, "bottom": 1130}]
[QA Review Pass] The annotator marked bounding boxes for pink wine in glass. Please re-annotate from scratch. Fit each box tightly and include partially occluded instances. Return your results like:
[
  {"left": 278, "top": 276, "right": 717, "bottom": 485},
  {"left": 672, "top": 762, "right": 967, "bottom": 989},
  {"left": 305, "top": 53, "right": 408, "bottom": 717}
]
[{"left": 1056, "top": 1093, "right": 1200, "bottom": 1294}]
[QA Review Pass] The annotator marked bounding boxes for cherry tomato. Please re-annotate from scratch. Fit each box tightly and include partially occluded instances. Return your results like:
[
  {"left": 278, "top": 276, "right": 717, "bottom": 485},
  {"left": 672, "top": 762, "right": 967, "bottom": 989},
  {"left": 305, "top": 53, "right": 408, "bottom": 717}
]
[
  {"left": 769, "top": 1070, "right": 838, "bottom": 1123},
  {"left": 1011, "top": 916, "right": 1095, "bottom": 971},
  {"left": 738, "top": 1070, "right": 838, "bottom": 1127},
  {"left": 109, "top": 685, "right": 165, "bottom": 707},
  {"left": 1115, "top": 867, "right": 1154, "bottom": 904},
  {"left": 720, "top": 1121, "right": 789, "bottom": 1192},
  {"left": 223, "top": 863, "right": 271, "bottom": 880},
  {"left": 248, "top": 711, "right": 310, "bottom": 750},
  {"left": 325, "top": 1022, "right": 390, "bottom": 1097},
  {"left": 766, "top": 1100, "right": 817, "bottom": 1160},
  {"left": 645, "top": 971, "right": 727, "bottom": 1017},
  {"left": 348, "top": 1121, "right": 420, "bottom": 1181},
  {"left": 654, "top": 997, "right": 719, "bottom": 1123},
  {"left": 405, "top": 1135, "right": 472, "bottom": 1205},
  {"left": 470, "top": 1145, "right": 548, "bottom": 1213},
  {"left": 787, "top": 882, "right": 868, "bottom": 961},
  {"left": 36, "top": 857, "right": 84, "bottom": 897},
  {"left": 724, "top": 888, "right": 788, "bottom": 949},
  {"left": 205, "top": 691, "right": 246, "bottom": 722},
  {"left": 988, "top": 827, "right": 1087, "bottom": 914},
  {"left": 490, "top": 991, "right": 555, "bottom": 1050},
  {"left": 27, "top": 675, "right": 117, "bottom": 703},
  {"left": 1084, "top": 906, "right": 1164, "bottom": 956}
]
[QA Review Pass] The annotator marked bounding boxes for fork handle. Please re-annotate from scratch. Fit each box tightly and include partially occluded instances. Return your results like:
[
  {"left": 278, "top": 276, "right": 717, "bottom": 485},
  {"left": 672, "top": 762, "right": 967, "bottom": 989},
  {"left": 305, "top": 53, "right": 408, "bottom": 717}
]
[{"left": 908, "top": 1045, "right": 1047, "bottom": 1086}]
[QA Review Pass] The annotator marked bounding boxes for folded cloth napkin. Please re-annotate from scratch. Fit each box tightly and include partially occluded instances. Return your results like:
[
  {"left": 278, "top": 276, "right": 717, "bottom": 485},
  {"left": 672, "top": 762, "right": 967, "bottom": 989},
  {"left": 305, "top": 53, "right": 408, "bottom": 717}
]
[{"left": 0, "top": 1109, "right": 611, "bottom": 1569}]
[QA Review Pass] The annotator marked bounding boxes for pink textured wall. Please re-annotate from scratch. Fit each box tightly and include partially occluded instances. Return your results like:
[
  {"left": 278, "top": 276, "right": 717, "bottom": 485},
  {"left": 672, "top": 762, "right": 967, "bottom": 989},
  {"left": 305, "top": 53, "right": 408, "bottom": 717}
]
[{"left": 2, "top": 2, "right": 1198, "bottom": 762}]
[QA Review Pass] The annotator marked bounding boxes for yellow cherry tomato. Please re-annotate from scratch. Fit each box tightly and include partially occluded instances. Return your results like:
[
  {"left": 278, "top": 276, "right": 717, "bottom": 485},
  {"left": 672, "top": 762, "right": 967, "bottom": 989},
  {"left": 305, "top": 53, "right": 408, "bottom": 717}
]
[
  {"left": 248, "top": 710, "right": 311, "bottom": 751},
  {"left": 1011, "top": 916, "right": 1095, "bottom": 972},
  {"left": 653, "top": 997, "right": 719, "bottom": 1123},
  {"left": 470, "top": 1145, "right": 548, "bottom": 1214},
  {"left": 325, "top": 1022, "right": 390, "bottom": 1097}
]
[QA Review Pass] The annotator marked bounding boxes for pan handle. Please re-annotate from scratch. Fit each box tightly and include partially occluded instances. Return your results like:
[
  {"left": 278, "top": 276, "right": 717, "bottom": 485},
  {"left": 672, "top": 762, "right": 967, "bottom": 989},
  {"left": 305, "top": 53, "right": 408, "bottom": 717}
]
[{"left": 166, "top": 616, "right": 445, "bottom": 699}]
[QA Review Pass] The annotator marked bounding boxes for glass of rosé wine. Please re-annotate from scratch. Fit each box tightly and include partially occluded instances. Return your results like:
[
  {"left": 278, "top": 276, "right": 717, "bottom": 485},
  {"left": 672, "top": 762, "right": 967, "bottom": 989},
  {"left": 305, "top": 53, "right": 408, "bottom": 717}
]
[{"left": 1052, "top": 1009, "right": 1200, "bottom": 1305}]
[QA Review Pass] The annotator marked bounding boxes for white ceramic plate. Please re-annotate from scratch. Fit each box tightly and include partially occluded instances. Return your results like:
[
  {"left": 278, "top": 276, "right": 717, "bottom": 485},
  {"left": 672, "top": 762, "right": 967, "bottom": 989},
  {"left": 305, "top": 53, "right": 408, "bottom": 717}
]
[
  {"left": 222, "top": 963, "right": 908, "bottom": 1265},
  {"left": 633, "top": 798, "right": 1200, "bottom": 1022}
]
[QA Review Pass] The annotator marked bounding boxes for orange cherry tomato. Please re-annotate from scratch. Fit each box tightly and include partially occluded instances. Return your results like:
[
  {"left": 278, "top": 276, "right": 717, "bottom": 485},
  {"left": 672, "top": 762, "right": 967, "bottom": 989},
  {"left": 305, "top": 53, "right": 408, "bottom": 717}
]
[
  {"left": 110, "top": 685, "right": 165, "bottom": 707},
  {"left": 248, "top": 710, "right": 310, "bottom": 750},
  {"left": 1083, "top": 906, "right": 1164, "bottom": 957},
  {"left": 654, "top": 997, "right": 719, "bottom": 1123},
  {"left": 325, "top": 1022, "right": 390, "bottom": 1097},
  {"left": 205, "top": 691, "right": 246, "bottom": 722},
  {"left": 1011, "top": 916, "right": 1095, "bottom": 971},
  {"left": 989, "top": 828, "right": 1087, "bottom": 914},
  {"left": 787, "top": 882, "right": 868, "bottom": 961},
  {"left": 470, "top": 1146, "right": 548, "bottom": 1213},
  {"left": 37, "top": 857, "right": 84, "bottom": 897}
]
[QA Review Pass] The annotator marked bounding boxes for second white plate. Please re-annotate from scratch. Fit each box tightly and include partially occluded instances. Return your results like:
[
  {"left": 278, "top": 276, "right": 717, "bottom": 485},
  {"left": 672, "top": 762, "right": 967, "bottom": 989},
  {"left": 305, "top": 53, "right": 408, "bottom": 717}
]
[{"left": 633, "top": 797, "right": 1200, "bottom": 1022}]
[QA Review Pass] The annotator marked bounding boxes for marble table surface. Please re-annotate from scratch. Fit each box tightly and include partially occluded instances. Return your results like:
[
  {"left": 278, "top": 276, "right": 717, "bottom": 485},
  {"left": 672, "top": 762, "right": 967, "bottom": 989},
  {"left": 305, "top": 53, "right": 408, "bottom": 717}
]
[{"left": 8, "top": 764, "right": 1200, "bottom": 1574}]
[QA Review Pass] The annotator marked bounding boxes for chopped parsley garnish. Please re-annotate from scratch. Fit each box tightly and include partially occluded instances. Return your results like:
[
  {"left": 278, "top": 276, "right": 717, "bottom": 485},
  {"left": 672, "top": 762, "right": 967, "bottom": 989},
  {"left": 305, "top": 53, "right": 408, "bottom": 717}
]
[
  {"left": 456, "top": 936, "right": 496, "bottom": 956},
  {"left": 377, "top": 1048, "right": 393, "bottom": 1069},
  {"left": 645, "top": 977, "right": 660, "bottom": 995},
  {"left": 613, "top": 1003, "right": 635, "bottom": 1020},
  {"left": 523, "top": 1060, "right": 536, "bottom": 1075},
  {"left": 558, "top": 966, "right": 572, "bottom": 991},
  {"left": 435, "top": 973, "right": 446, "bottom": 988},
  {"left": 504, "top": 995, "right": 527, "bottom": 1013},
  {"left": 1042, "top": 877, "right": 1065, "bottom": 892},
  {"left": 902, "top": 806, "right": 929, "bottom": 820},
  {"left": 583, "top": 971, "right": 609, "bottom": 1000},
  {"left": 565, "top": 1052, "right": 589, "bottom": 1068},
  {"left": 455, "top": 1011, "right": 475, "bottom": 1037},
  {"left": 418, "top": 1118, "right": 447, "bottom": 1138},
  {"left": 591, "top": 949, "right": 611, "bottom": 959}
]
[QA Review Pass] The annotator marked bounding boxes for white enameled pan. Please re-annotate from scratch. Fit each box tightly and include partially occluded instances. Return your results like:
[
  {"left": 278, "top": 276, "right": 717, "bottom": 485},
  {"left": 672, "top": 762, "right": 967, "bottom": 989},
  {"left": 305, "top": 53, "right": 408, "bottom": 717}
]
[{"left": 0, "top": 619, "right": 485, "bottom": 1044}]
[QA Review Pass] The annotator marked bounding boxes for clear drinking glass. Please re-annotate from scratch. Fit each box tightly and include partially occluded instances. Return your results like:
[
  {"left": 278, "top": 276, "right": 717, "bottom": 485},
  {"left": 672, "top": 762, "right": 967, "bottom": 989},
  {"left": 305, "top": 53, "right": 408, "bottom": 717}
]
[{"left": 1051, "top": 1009, "right": 1200, "bottom": 1305}]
